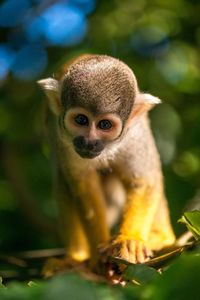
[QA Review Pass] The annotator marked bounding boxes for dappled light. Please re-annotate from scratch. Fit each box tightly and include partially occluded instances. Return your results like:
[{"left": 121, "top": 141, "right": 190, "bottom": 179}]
[
  {"left": 0, "top": 0, "right": 96, "bottom": 80},
  {"left": 0, "top": 0, "right": 200, "bottom": 299}
]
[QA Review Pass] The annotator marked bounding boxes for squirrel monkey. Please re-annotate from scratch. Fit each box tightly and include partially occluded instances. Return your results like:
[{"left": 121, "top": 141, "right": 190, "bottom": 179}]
[{"left": 38, "top": 55, "right": 175, "bottom": 272}]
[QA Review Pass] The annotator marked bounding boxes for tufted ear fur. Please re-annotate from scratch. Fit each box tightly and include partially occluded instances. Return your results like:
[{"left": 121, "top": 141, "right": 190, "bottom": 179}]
[
  {"left": 130, "top": 93, "right": 161, "bottom": 120},
  {"left": 37, "top": 78, "right": 61, "bottom": 115}
]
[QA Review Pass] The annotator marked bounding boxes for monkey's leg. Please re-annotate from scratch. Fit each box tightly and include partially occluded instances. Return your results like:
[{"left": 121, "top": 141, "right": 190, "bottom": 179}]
[
  {"left": 56, "top": 174, "right": 90, "bottom": 263},
  {"left": 107, "top": 179, "right": 162, "bottom": 264},
  {"left": 42, "top": 174, "right": 91, "bottom": 278},
  {"left": 67, "top": 169, "right": 110, "bottom": 268},
  {"left": 147, "top": 196, "right": 176, "bottom": 250}
]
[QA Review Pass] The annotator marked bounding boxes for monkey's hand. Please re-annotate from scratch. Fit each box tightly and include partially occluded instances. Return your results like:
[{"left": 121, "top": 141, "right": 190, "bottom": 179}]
[
  {"left": 105, "top": 236, "right": 152, "bottom": 264},
  {"left": 99, "top": 237, "right": 153, "bottom": 284},
  {"left": 106, "top": 181, "right": 160, "bottom": 267}
]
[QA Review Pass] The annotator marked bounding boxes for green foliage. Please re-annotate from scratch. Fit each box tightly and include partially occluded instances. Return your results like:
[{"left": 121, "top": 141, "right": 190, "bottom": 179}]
[
  {"left": 0, "top": 277, "right": 6, "bottom": 290},
  {"left": 1, "top": 252, "right": 200, "bottom": 300},
  {"left": 0, "top": 274, "right": 119, "bottom": 300},
  {"left": 179, "top": 211, "right": 200, "bottom": 240},
  {"left": 124, "top": 264, "right": 159, "bottom": 284},
  {"left": 146, "top": 252, "right": 200, "bottom": 300}
]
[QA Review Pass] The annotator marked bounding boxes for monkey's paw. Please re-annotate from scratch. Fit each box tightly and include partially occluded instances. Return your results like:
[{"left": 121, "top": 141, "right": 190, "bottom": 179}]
[
  {"left": 104, "top": 237, "right": 153, "bottom": 264},
  {"left": 98, "top": 238, "right": 153, "bottom": 285}
]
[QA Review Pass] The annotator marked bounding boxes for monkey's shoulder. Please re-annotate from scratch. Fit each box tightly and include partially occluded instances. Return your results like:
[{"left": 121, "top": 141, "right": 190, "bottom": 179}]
[{"left": 110, "top": 116, "right": 161, "bottom": 181}]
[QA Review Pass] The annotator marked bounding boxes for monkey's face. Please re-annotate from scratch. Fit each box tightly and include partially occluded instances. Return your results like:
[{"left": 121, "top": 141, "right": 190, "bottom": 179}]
[
  {"left": 57, "top": 55, "right": 140, "bottom": 159},
  {"left": 39, "top": 55, "right": 161, "bottom": 160},
  {"left": 63, "top": 107, "right": 122, "bottom": 159}
]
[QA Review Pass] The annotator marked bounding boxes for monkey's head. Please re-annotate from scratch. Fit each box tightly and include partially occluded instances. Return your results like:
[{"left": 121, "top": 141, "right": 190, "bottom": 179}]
[{"left": 38, "top": 55, "right": 160, "bottom": 159}]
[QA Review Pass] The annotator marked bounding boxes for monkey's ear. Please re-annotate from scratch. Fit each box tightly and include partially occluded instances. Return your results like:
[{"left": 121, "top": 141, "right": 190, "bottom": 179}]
[
  {"left": 130, "top": 93, "right": 161, "bottom": 119},
  {"left": 37, "top": 78, "right": 61, "bottom": 115}
]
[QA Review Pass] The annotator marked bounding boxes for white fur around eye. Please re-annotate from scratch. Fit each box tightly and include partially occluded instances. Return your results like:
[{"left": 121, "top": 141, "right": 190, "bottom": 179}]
[
  {"left": 63, "top": 108, "right": 122, "bottom": 140},
  {"left": 96, "top": 114, "right": 123, "bottom": 140},
  {"left": 64, "top": 108, "right": 91, "bottom": 136}
]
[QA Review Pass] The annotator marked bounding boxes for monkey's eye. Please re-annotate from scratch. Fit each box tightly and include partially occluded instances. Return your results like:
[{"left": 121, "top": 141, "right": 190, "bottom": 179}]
[
  {"left": 74, "top": 114, "right": 89, "bottom": 126},
  {"left": 98, "top": 119, "right": 112, "bottom": 130}
]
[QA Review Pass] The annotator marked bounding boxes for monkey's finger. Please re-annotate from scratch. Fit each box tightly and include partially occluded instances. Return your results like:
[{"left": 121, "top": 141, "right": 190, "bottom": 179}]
[
  {"left": 135, "top": 241, "right": 146, "bottom": 263},
  {"left": 143, "top": 246, "right": 153, "bottom": 259}
]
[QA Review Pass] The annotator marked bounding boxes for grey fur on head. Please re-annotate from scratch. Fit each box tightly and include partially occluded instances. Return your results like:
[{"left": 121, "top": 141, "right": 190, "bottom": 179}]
[{"left": 61, "top": 55, "right": 139, "bottom": 122}]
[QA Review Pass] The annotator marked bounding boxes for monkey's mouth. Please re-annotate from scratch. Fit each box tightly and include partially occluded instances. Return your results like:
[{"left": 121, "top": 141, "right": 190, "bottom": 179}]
[{"left": 75, "top": 148, "right": 101, "bottom": 159}]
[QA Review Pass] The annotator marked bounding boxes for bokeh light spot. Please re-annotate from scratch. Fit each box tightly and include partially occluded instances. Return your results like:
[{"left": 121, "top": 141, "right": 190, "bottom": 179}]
[
  {"left": 25, "top": 4, "right": 87, "bottom": 46},
  {"left": 0, "top": 0, "right": 31, "bottom": 27},
  {"left": 152, "top": 104, "right": 181, "bottom": 164},
  {"left": 156, "top": 46, "right": 188, "bottom": 84},
  {"left": 0, "top": 45, "right": 15, "bottom": 80},
  {"left": 11, "top": 44, "right": 47, "bottom": 80},
  {"left": 173, "top": 151, "right": 200, "bottom": 177},
  {"left": 69, "top": 0, "right": 96, "bottom": 15},
  {"left": 131, "top": 26, "right": 169, "bottom": 57}
]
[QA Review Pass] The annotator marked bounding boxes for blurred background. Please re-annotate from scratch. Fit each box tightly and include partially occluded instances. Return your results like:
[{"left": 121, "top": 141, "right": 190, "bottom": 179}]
[{"left": 0, "top": 0, "right": 200, "bottom": 254}]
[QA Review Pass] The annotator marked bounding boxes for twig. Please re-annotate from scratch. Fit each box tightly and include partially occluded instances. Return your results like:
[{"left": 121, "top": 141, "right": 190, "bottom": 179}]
[
  {"left": 0, "top": 269, "right": 41, "bottom": 281},
  {"left": 0, "top": 255, "right": 27, "bottom": 267},
  {"left": 17, "top": 248, "right": 66, "bottom": 259},
  {"left": 175, "top": 231, "right": 194, "bottom": 247}
]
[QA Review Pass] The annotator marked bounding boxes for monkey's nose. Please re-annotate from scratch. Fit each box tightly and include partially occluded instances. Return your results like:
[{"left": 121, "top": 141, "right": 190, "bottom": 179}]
[
  {"left": 73, "top": 136, "right": 104, "bottom": 152},
  {"left": 87, "top": 140, "right": 96, "bottom": 151},
  {"left": 86, "top": 139, "right": 103, "bottom": 151}
]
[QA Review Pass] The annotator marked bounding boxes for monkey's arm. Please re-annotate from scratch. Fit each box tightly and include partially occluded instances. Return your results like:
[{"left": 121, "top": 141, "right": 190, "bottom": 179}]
[
  {"left": 107, "top": 179, "right": 159, "bottom": 263},
  {"left": 108, "top": 117, "right": 175, "bottom": 263},
  {"left": 111, "top": 179, "right": 175, "bottom": 264},
  {"left": 119, "top": 179, "right": 160, "bottom": 242},
  {"left": 55, "top": 171, "right": 91, "bottom": 262},
  {"left": 111, "top": 180, "right": 161, "bottom": 262},
  {"left": 59, "top": 161, "right": 110, "bottom": 265},
  {"left": 73, "top": 172, "right": 110, "bottom": 260}
]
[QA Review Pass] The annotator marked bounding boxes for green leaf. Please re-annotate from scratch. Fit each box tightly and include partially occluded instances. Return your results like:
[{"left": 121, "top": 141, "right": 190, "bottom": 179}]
[
  {"left": 179, "top": 210, "right": 200, "bottom": 240},
  {"left": 0, "top": 277, "right": 6, "bottom": 289},
  {"left": 27, "top": 281, "right": 37, "bottom": 288},
  {"left": 145, "top": 252, "right": 200, "bottom": 300},
  {"left": 0, "top": 273, "right": 120, "bottom": 300},
  {"left": 124, "top": 264, "right": 159, "bottom": 284}
]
